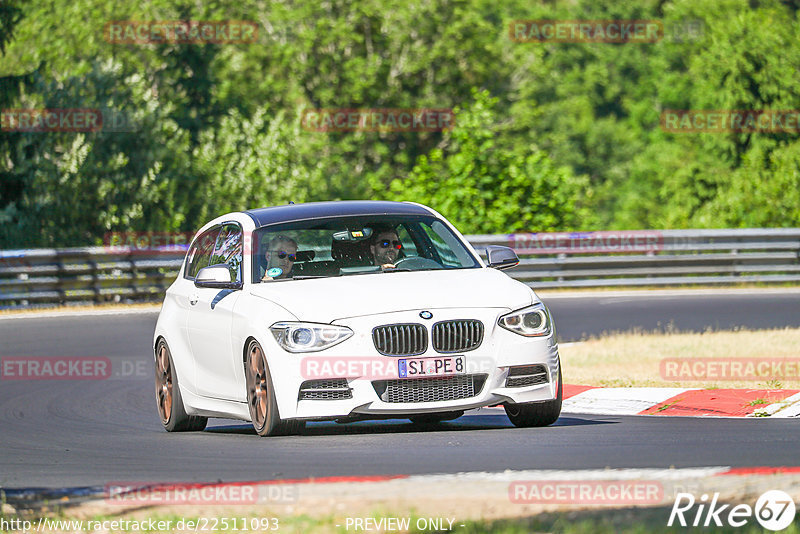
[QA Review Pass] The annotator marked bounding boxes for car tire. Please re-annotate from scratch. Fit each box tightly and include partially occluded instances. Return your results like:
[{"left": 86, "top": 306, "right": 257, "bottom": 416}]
[
  {"left": 408, "top": 411, "right": 464, "bottom": 425},
  {"left": 275, "top": 419, "right": 306, "bottom": 436},
  {"left": 245, "top": 339, "right": 304, "bottom": 436},
  {"left": 504, "top": 365, "right": 562, "bottom": 428},
  {"left": 155, "top": 340, "right": 208, "bottom": 432}
]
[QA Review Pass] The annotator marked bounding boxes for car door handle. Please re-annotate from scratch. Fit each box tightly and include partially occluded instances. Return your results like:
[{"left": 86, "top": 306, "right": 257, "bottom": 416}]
[{"left": 189, "top": 293, "right": 199, "bottom": 305}]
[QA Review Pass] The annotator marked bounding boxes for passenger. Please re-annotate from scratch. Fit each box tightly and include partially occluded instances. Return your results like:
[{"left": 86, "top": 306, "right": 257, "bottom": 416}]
[{"left": 262, "top": 235, "right": 297, "bottom": 280}]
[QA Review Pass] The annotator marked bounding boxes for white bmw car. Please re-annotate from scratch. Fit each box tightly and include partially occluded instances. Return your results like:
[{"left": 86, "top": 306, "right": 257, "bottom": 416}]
[{"left": 153, "top": 200, "right": 561, "bottom": 436}]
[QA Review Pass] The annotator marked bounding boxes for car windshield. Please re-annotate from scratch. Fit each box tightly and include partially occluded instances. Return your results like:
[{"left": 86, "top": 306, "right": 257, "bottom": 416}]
[{"left": 251, "top": 214, "right": 480, "bottom": 283}]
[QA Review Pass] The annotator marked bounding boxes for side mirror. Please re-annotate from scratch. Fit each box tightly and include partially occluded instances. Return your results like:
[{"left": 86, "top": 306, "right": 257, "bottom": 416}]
[
  {"left": 195, "top": 264, "right": 241, "bottom": 289},
  {"left": 485, "top": 246, "right": 519, "bottom": 270}
]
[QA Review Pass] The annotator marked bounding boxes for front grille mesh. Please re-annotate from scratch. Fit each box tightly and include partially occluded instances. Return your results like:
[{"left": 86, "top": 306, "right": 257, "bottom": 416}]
[
  {"left": 298, "top": 379, "right": 352, "bottom": 400},
  {"left": 372, "top": 324, "right": 427, "bottom": 356},
  {"left": 505, "top": 364, "right": 549, "bottom": 388},
  {"left": 373, "top": 374, "right": 487, "bottom": 403},
  {"left": 432, "top": 320, "right": 484, "bottom": 353}
]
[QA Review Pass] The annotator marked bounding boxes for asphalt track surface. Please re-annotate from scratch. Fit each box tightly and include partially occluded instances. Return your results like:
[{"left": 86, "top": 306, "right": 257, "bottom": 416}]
[{"left": 1, "top": 290, "right": 800, "bottom": 487}]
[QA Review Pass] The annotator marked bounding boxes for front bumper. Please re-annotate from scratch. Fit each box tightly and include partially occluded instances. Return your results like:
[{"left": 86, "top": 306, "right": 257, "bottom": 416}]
[{"left": 265, "top": 307, "right": 561, "bottom": 420}]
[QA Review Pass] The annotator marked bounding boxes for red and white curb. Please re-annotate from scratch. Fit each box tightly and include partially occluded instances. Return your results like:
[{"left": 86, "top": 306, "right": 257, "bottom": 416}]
[{"left": 561, "top": 385, "right": 800, "bottom": 418}]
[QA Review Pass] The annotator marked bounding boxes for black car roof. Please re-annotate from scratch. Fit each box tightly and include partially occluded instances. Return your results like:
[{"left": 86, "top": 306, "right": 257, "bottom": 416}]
[{"left": 244, "top": 200, "right": 432, "bottom": 228}]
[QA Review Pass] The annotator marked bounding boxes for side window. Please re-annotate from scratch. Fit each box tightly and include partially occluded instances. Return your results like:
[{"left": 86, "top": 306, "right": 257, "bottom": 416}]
[
  {"left": 185, "top": 227, "right": 220, "bottom": 279},
  {"left": 210, "top": 223, "right": 243, "bottom": 283}
]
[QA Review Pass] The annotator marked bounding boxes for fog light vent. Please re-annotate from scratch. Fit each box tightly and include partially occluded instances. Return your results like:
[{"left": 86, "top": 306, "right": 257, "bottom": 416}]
[
  {"left": 505, "top": 364, "right": 548, "bottom": 388},
  {"left": 299, "top": 379, "right": 352, "bottom": 400}
]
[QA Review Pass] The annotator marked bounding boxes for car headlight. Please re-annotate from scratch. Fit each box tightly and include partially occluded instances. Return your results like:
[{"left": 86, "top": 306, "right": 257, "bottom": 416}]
[
  {"left": 498, "top": 303, "right": 551, "bottom": 337},
  {"left": 269, "top": 322, "right": 353, "bottom": 352}
]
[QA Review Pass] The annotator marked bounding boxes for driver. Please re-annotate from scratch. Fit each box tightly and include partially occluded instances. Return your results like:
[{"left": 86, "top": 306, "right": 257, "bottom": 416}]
[
  {"left": 369, "top": 227, "right": 401, "bottom": 269},
  {"left": 262, "top": 235, "right": 297, "bottom": 280}
]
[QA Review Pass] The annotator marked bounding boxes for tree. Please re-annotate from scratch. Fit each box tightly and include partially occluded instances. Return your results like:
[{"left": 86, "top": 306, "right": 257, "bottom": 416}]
[{"left": 382, "top": 90, "right": 587, "bottom": 234}]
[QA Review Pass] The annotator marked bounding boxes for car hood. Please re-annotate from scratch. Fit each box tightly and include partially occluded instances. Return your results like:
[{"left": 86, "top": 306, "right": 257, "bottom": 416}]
[{"left": 248, "top": 268, "right": 534, "bottom": 323}]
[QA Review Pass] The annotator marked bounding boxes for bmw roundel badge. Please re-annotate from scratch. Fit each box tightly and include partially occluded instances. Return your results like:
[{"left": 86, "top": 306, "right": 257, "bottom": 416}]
[{"left": 419, "top": 311, "right": 433, "bottom": 320}]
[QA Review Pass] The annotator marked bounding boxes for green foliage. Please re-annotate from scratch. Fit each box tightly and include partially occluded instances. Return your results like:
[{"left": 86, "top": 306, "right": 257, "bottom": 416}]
[{"left": 383, "top": 90, "right": 587, "bottom": 234}]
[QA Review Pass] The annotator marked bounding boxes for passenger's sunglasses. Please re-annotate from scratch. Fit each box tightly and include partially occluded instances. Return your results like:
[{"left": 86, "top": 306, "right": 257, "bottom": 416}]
[
  {"left": 270, "top": 250, "right": 296, "bottom": 261},
  {"left": 379, "top": 240, "right": 402, "bottom": 250}
]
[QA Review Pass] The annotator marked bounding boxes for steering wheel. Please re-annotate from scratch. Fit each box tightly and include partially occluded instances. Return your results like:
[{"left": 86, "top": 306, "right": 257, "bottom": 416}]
[{"left": 391, "top": 256, "right": 443, "bottom": 270}]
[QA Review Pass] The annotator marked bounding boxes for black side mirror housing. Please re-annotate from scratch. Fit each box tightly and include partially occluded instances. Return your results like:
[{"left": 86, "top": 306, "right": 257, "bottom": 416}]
[{"left": 485, "top": 245, "right": 519, "bottom": 270}]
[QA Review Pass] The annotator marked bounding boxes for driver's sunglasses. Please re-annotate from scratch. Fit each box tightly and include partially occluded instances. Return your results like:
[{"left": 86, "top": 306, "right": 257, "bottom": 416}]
[
  {"left": 270, "top": 250, "right": 296, "bottom": 261},
  {"left": 379, "top": 240, "right": 402, "bottom": 250}
]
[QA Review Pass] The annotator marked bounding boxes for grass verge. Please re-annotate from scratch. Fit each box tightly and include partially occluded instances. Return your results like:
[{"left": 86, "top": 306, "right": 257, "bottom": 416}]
[{"left": 560, "top": 327, "right": 800, "bottom": 389}]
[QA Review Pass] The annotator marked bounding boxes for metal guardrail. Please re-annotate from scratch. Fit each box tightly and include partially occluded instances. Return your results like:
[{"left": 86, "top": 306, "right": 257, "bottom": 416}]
[
  {"left": 470, "top": 228, "right": 800, "bottom": 288},
  {"left": 1, "top": 229, "right": 799, "bottom": 307},
  {"left": 0, "top": 247, "right": 182, "bottom": 307}
]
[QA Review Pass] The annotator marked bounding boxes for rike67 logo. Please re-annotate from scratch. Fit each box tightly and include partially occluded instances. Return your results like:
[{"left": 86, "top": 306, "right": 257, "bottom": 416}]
[{"left": 669, "top": 490, "right": 796, "bottom": 531}]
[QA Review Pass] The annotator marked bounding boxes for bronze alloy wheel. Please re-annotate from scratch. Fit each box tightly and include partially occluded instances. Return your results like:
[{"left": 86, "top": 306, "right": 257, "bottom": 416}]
[
  {"left": 245, "top": 339, "right": 304, "bottom": 437},
  {"left": 154, "top": 340, "right": 207, "bottom": 432},
  {"left": 247, "top": 341, "right": 270, "bottom": 431},
  {"left": 155, "top": 343, "right": 173, "bottom": 424}
]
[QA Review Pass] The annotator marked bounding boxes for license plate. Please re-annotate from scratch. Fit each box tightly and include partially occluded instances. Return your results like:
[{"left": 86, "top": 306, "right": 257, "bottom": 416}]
[{"left": 397, "top": 356, "right": 465, "bottom": 378}]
